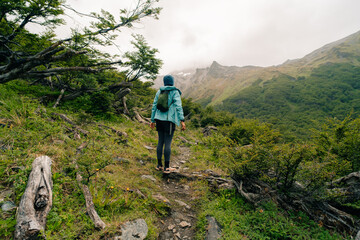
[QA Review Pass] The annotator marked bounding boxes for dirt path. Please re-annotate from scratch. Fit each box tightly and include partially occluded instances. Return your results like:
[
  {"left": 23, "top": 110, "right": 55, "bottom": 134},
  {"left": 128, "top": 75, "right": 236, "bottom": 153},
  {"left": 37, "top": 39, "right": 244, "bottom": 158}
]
[{"left": 156, "top": 145, "right": 199, "bottom": 240}]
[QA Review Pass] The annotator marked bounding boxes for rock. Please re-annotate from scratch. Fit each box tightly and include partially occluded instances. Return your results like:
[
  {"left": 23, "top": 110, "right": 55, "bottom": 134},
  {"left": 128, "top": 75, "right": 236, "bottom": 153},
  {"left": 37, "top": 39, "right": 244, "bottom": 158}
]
[
  {"left": 144, "top": 145, "right": 154, "bottom": 150},
  {"left": 0, "top": 189, "right": 13, "bottom": 203},
  {"left": 180, "top": 160, "right": 186, "bottom": 164},
  {"left": 205, "top": 216, "right": 222, "bottom": 240},
  {"left": 175, "top": 200, "right": 190, "bottom": 209},
  {"left": 158, "top": 231, "right": 173, "bottom": 240},
  {"left": 113, "top": 157, "right": 130, "bottom": 165},
  {"left": 115, "top": 219, "right": 148, "bottom": 240},
  {"left": 355, "top": 230, "right": 360, "bottom": 240},
  {"left": 1, "top": 201, "right": 16, "bottom": 212},
  {"left": 153, "top": 194, "right": 170, "bottom": 204},
  {"left": 172, "top": 212, "right": 187, "bottom": 221},
  {"left": 178, "top": 136, "right": 190, "bottom": 144},
  {"left": 168, "top": 224, "right": 176, "bottom": 230},
  {"left": 179, "top": 221, "right": 191, "bottom": 228},
  {"left": 141, "top": 175, "right": 157, "bottom": 182},
  {"left": 174, "top": 232, "right": 181, "bottom": 239}
]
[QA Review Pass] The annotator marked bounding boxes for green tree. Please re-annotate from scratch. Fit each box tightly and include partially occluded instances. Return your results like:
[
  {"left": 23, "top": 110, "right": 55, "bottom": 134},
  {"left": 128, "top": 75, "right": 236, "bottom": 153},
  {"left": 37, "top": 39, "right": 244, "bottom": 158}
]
[
  {"left": 123, "top": 34, "right": 163, "bottom": 82},
  {"left": 0, "top": 0, "right": 161, "bottom": 83}
]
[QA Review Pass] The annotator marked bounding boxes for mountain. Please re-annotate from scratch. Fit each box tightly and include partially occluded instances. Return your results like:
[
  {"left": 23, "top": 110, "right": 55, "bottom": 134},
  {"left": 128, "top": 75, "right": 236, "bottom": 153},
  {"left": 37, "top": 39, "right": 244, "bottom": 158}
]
[
  {"left": 155, "top": 30, "right": 360, "bottom": 138},
  {"left": 155, "top": 30, "right": 360, "bottom": 107}
]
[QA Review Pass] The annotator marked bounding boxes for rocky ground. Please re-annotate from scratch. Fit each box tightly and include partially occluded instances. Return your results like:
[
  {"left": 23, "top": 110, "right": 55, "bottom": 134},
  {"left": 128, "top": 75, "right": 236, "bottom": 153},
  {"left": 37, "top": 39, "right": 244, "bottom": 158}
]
[{"left": 156, "top": 145, "right": 198, "bottom": 240}]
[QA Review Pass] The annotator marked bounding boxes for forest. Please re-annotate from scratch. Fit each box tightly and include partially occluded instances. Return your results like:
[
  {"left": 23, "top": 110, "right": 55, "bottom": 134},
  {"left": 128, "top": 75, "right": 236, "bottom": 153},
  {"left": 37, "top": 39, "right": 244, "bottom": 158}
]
[{"left": 1, "top": 0, "right": 360, "bottom": 239}]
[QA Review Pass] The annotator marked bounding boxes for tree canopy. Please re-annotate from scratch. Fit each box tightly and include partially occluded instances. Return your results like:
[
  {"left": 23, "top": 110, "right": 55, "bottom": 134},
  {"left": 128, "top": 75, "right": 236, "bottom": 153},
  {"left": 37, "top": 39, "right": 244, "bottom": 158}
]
[{"left": 0, "top": 0, "right": 161, "bottom": 84}]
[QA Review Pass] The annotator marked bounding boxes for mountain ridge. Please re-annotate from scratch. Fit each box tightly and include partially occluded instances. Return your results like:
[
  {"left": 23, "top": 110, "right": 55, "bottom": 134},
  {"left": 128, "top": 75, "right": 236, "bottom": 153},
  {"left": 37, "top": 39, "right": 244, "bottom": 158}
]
[{"left": 154, "top": 30, "right": 360, "bottom": 107}]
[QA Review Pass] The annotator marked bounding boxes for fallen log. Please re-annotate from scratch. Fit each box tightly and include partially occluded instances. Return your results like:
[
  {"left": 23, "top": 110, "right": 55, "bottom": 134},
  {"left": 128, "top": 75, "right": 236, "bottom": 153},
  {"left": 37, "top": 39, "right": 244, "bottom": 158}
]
[{"left": 14, "top": 156, "right": 53, "bottom": 240}]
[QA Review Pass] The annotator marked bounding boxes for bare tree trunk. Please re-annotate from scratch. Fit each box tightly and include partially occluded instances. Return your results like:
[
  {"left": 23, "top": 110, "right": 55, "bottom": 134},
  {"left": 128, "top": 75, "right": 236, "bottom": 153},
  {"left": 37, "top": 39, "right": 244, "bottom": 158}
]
[
  {"left": 75, "top": 142, "right": 106, "bottom": 229},
  {"left": 15, "top": 156, "right": 53, "bottom": 240}
]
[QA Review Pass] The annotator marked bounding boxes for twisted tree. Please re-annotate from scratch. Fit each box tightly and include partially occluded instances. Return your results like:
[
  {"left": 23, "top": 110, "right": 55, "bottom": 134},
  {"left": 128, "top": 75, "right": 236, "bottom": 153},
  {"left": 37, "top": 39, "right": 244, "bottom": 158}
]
[{"left": 0, "top": 0, "right": 161, "bottom": 84}]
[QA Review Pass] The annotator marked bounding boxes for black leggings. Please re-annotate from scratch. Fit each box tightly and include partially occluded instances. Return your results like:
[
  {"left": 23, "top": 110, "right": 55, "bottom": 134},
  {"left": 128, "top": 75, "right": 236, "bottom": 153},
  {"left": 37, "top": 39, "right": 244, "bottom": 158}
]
[{"left": 157, "top": 129, "right": 174, "bottom": 169}]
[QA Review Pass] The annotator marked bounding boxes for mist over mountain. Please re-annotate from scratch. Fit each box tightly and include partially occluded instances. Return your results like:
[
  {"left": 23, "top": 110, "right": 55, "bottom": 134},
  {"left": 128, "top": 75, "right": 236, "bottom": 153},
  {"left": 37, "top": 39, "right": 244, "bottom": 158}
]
[{"left": 155, "top": 30, "right": 360, "bottom": 103}]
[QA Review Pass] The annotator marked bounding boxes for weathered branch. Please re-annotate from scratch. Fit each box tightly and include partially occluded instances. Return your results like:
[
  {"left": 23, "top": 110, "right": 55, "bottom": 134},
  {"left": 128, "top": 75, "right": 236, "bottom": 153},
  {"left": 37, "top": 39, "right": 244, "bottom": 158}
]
[
  {"left": 15, "top": 156, "right": 53, "bottom": 240},
  {"left": 97, "top": 124, "right": 128, "bottom": 138},
  {"left": 133, "top": 110, "right": 150, "bottom": 124},
  {"left": 51, "top": 112, "right": 89, "bottom": 136},
  {"left": 122, "top": 97, "right": 130, "bottom": 115},
  {"left": 26, "top": 66, "right": 115, "bottom": 78},
  {"left": 116, "top": 88, "right": 131, "bottom": 99},
  {"left": 231, "top": 175, "right": 360, "bottom": 236},
  {"left": 75, "top": 142, "right": 106, "bottom": 229},
  {"left": 53, "top": 89, "right": 65, "bottom": 108},
  {"left": 107, "top": 82, "right": 133, "bottom": 92}
]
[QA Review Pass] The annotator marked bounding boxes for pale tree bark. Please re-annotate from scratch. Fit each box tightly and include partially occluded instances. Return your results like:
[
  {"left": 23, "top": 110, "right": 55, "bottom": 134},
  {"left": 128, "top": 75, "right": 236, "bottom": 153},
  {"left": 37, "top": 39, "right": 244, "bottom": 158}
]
[
  {"left": 14, "top": 156, "right": 53, "bottom": 240},
  {"left": 75, "top": 142, "right": 106, "bottom": 229},
  {"left": 52, "top": 89, "right": 65, "bottom": 108}
]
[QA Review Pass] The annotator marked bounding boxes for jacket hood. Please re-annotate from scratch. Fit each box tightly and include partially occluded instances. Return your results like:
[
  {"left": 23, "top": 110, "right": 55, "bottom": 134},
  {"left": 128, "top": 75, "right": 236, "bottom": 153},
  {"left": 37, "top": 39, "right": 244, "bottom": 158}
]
[{"left": 160, "top": 86, "right": 182, "bottom": 95}]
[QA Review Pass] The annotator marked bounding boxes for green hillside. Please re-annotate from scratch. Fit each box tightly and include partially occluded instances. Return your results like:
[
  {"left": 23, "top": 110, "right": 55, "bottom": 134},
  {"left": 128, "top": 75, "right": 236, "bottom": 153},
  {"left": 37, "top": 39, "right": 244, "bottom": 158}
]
[
  {"left": 2, "top": 82, "right": 358, "bottom": 239},
  {"left": 1, "top": 1, "right": 360, "bottom": 238},
  {"left": 217, "top": 63, "right": 360, "bottom": 138}
]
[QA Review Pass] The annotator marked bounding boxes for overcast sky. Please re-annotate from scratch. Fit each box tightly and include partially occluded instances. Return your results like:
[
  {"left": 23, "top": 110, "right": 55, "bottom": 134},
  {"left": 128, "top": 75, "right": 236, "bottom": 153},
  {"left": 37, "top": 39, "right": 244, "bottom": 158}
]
[{"left": 64, "top": 0, "right": 360, "bottom": 74}]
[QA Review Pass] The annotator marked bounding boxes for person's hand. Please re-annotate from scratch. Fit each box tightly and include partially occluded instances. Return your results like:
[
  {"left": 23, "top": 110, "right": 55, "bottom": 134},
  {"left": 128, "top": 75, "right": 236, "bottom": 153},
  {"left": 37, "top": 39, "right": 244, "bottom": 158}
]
[
  {"left": 181, "top": 121, "right": 186, "bottom": 131},
  {"left": 150, "top": 122, "right": 155, "bottom": 129}
]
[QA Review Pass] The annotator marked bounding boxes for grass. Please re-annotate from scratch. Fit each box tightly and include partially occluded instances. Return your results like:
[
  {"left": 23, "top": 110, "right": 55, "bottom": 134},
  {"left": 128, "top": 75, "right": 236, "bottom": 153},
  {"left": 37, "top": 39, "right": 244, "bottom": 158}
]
[
  {"left": 0, "top": 83, "right": 352, "bottom": 239},
  {"left": 195, "top": 189, "right": 347, "bottom": 240}
]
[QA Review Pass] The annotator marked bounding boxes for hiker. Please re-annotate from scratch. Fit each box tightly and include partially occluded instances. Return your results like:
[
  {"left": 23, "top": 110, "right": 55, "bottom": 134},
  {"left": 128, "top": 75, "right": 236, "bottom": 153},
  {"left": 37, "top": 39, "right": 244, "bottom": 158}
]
[{"left": 150, "top": 75, "right": 186, "bottom": 174}]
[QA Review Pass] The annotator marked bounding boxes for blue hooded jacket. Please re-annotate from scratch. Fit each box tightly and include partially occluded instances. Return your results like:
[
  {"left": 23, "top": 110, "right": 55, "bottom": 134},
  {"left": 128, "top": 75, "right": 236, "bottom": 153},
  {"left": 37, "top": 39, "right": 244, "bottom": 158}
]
[{"left": 151, "top": 86, "right": 184, "bottom": 126}]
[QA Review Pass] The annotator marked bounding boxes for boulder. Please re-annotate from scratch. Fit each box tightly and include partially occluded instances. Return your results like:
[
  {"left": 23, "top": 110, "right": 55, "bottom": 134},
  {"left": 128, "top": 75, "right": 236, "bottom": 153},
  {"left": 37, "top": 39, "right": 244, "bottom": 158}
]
[
  {"left": 205, "top": 216, "right": 222, "bottom": 240},
  {"left": 115, "top": 219, "right": 148, "bottom": 240}
]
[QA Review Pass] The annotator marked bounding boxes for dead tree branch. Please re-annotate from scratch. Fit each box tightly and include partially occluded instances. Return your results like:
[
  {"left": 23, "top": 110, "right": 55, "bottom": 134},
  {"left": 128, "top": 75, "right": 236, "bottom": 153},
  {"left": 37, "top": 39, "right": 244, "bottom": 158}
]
[
  {"left": 75, "top": 142, "right": 106, "bottom": 229},
  {"left": 51, "top": 112, "right": 89, "bottom": 136},
  {"left": 53, "top": 89, "right": 65, "bottom": 108}
]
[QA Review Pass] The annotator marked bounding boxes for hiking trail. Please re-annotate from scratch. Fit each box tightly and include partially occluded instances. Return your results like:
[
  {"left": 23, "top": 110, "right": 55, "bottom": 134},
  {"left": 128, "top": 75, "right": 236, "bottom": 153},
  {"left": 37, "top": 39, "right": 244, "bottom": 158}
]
[{"left": 155, "top": 145, "right": 198, "bottom": 240}]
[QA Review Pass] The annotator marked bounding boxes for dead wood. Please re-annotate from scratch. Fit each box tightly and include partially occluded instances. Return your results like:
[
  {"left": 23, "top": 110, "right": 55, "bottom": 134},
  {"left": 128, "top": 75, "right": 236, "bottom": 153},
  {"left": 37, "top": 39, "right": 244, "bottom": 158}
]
[
  {"left": 15, "top": 156, "right": 53, "bottom": 240},
  {"left": 231, "top": 175, "right": 360, "bottom": 237},
  {"left": 202, "top": 126, "right": 218, "bottom": 137},
  {"left": 75, "top": 142, "right": 106, "bottom": 229},
  {"left": 116, "top": 88, "right": 131, "bottom": 99},
  {"left": 107, "top": 82, "right": 133, "bottom": 92},
  {"left": 52, "top": 89, "right": 65, "bottom": 108},
  {"left": 133, "top": 110, "right": 150, "bottom": 124},
  {"left": 51, "top": 112, "right": 89, "bottom": 136},
  {"left": 97, "top": 124, "right": 128, "bottom": 138},
  {"left": 122, "top": 96, "right": 130, "bottom": 115}
]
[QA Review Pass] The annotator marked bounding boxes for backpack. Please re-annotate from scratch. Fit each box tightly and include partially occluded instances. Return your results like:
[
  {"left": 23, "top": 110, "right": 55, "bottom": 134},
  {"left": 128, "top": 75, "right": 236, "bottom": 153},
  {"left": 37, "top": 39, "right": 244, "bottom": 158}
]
[{"left": 156, "top": 90, "right": 172, "bottom": 112}]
